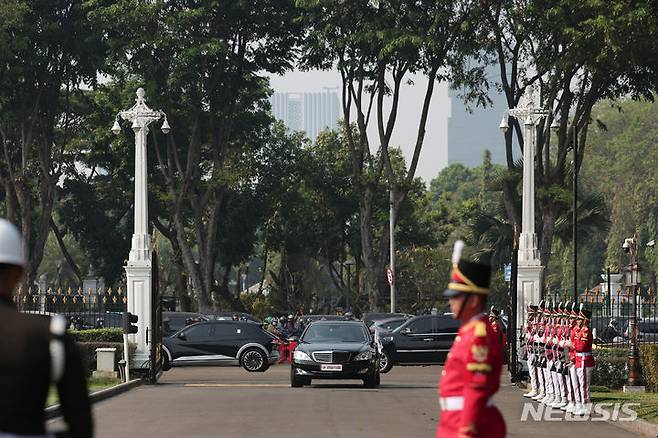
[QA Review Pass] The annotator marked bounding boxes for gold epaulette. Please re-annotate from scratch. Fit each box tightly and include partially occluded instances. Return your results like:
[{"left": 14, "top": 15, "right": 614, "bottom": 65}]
[
  {"left": 466, "top": 363, "right": 492, "bottom": 373},
  {"left": 474, "top": 321, "right": 487, "bottom": 337}
]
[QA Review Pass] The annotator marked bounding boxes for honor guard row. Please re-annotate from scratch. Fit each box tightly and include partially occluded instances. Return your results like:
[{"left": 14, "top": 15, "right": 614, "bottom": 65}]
[{"left": 521, "top": 300, "right": 594, "bottom": 416}]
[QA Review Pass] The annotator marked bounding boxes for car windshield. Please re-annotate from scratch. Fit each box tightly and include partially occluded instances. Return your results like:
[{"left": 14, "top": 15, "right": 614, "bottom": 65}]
[{"left": 302, "top": 324, "right": 367, "bottom": 343}]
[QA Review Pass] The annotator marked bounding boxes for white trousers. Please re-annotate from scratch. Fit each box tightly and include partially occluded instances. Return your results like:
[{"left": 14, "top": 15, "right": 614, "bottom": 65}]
[
  {"left": 551, "top": 370, "right": 562, "bottom": 399},
  {"left": 527, "top": 353, "right": 538, "bottom": 391},
  {"left": 564, "top": 367, "right": 574, "bottom": 402},
  {"left": 544, "top": 364, "right": 554, "bottom": 395},
  {"left": 577, "top": 365, "right": 593, "bottom": 404},
  {"left": 569, "top": 364, "right": 581, "bottom": 404},
  {"left": 537, "top": 361, "right": 545, "bottom": 393}
]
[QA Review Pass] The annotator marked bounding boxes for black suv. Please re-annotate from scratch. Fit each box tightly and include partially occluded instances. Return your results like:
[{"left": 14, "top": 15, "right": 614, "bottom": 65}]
[
  {"left": 378, "top": 314, "right": 460, "bottom": 373},
  {"left": 290, "top": 320, "right": 380, "bottom": 388},
  {"left": 162, "top": 320, "right": 279, "bottom": 372}
]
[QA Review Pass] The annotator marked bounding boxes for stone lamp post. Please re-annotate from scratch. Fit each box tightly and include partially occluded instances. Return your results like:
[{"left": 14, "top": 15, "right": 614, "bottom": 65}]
[
  {"left": 111, "top": 88, "right": 170, "bottom": 367},
  {"left": 499, "top": 85, "right": 547, "bottom": 360}
]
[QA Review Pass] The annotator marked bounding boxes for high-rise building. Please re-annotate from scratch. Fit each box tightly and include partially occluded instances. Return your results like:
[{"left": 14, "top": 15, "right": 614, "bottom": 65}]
[
  {"left": 446, "top": 69, "right": 511, "bottom": 169},
  {"left": 270, "top": 89, "right": 340, "bottom": 141}
]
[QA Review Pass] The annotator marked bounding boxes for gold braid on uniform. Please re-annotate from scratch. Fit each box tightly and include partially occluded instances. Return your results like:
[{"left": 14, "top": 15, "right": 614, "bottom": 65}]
[
  {"left": 465, "top": 321, "right": 491, "bottom": 373},
  {"left": 458, "top": 423, "right": 477, "bottom": 438}
]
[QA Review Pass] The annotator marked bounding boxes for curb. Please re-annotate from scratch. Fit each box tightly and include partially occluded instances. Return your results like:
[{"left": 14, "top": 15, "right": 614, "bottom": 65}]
[
  {"left": 46, "top": 379, "right": 143, "bottom": 419},
  {"left": 516, "top": 382, "right": 658, "bottom": 437},
  {"left": 606, "top": 416, "right": 658, "bottom": 437}
]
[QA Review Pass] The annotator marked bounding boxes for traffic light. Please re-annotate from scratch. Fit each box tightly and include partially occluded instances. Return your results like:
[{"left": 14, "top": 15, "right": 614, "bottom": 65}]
[{"left": 122, "top": 312, "right": 138, "bottom": 334}]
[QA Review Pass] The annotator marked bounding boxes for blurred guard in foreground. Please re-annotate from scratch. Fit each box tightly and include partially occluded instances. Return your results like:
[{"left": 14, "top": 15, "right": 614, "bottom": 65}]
[
  {"left": 437, "top": 240, "right": 506, "bottom": 438},
  {"left": 0, "top": 219, "right": 93, "bottom": 438}
]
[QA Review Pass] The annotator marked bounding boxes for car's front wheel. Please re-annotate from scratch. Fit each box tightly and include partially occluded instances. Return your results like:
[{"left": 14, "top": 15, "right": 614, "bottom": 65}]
[
  {"left": 240, "top": 347, "right": 269, "bottom": 372},
  {"left": 379, "top": 349, "right": 393, "bottom": 373},
  {"left": 161, "top": 347, "right": 172, "bottom": 371}
]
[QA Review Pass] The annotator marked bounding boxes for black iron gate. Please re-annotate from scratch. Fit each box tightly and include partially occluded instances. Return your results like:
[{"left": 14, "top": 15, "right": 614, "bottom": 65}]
[{"left": 148, "top": 249, "right": 163, "bottom": 383}]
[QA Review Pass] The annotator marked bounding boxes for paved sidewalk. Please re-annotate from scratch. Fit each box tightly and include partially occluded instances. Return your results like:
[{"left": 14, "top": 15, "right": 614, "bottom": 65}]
[{"left": 48, "top": 365, "right": 641, "bottom": 437}]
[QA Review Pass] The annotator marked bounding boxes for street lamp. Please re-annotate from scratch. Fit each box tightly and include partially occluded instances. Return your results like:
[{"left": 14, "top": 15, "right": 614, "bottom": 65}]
[
  {"left": 553, "top": 116, "right": 580, "bottom": 304},
  {"left": 623, "top": 234, "right": 641, "bottom": 387},
  {"left": 111, "top": 88, "right": 170, "bottom": 367},
  {"left": 500, "top": 85, "right": 548, "bottom": 313},
  {"left": 500, "top": 84, "right": 548, "bottom": 376}
]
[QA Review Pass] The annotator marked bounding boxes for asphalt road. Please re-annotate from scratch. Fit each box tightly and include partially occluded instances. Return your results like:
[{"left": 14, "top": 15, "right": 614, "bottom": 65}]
[{"left": 49, "top": 364, "right": 639, "bottom": 438}]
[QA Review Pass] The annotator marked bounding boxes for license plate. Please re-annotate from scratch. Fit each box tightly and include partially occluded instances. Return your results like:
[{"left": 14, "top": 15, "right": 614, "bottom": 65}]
[{"left": 320, "top": 364, "right": 343, "bottom": 371}]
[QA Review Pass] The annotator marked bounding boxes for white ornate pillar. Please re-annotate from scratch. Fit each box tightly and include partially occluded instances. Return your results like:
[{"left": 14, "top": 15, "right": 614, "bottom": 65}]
[
  {"left": 506, "top": 85, "right": 546, "bottom": 358},
  {"left": 516, "top": 115, "right": 543, "bottom": 330},
  {"left": 113, "top": 88, "right": 170, "bottom": 368}
]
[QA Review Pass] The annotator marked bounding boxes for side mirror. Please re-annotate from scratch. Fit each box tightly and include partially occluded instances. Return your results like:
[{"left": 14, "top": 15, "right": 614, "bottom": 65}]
[
  {"left": 177, "top": 332, "right": 187, "bottom": 341},
  {"left": 401, "top": 327, "right": 412, "bottom": 335}
]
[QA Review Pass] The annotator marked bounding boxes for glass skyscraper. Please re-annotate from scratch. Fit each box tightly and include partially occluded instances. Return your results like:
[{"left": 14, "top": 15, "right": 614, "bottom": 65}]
[{"left": 270, "top": 89, "right": 340, "bottom": 141}]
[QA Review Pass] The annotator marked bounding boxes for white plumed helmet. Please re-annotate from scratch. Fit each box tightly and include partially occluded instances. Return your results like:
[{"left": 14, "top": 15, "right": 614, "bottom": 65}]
[{"left": 0, "top": 219, "right": 25, "bottom": 267}]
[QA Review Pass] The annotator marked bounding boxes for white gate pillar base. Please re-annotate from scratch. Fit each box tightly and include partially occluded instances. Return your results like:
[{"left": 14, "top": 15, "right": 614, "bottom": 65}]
[
  {"left": 517, "top": 264, "right": 543, "bottom": 329},
  {"left": 126, "top": 259, "right": 152, "bottom": 369}
]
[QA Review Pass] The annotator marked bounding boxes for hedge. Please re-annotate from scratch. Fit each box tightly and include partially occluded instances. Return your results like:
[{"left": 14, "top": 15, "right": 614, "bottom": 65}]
[
  {"left": 592, "top": 347, "right": 628, "bottom": 389},
  {"left": 76, "top": 342, "right": 137, "bottom": 377},
  {"left": 640, "top": 344, "right": 658, "bottom": 391},
  {"left": 69, "top": 328, "right": 123, "bottom": 343}
]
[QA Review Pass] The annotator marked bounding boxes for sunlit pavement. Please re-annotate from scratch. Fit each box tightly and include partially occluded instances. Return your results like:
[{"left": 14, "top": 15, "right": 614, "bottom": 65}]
[{"left": 49, "top": 364, "right": 639, "bottom": 438}]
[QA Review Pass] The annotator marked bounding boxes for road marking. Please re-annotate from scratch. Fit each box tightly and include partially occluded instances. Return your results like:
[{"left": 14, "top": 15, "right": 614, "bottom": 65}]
[{"left": 185, "top": 383, "right": 289, "bottom": 388}]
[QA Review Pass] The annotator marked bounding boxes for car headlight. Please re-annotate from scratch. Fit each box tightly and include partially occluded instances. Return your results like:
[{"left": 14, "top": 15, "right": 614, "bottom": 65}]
[
  {"left": 354, "top": 350, "right": 374, "bottom": 361},
  {"left": 293, "top": 350, "right": 312, "bottom": 361}
]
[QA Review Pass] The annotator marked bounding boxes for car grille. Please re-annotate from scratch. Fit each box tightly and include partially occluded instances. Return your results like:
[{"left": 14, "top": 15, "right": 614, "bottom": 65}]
[{"left": 312, "top": 351, "right": 351, "bottom": 363}]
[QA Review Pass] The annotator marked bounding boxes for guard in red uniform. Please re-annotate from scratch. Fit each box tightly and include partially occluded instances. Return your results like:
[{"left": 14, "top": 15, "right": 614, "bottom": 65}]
[
  {"left": 437, "top": 241, "right": 506, "bottom": 438},
  {"left": 567, "top": 303, "right": 582, "bottom": 414},
  {"left": 574, "top": 306, "right": 594, "bottom": 415}
]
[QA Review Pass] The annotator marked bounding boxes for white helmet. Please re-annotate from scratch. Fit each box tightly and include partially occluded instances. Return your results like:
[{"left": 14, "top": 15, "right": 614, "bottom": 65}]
[{"left": 0, "top": 219, "right": 25, "bottom": 267}]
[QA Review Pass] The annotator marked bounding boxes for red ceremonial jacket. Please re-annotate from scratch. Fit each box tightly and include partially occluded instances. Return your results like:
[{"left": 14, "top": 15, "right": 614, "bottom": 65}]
[
  {"left": 573, "top": 324, "right": 595, "bottom": 367},
  {"left": 437, "top": 314, "right": 505, "bottom": 438},
  {"left": 544, "top": 323, "right": 554, "bottom": 360},
  {"left": 569, "top": 325, "right": 579, "bottom": 363}
]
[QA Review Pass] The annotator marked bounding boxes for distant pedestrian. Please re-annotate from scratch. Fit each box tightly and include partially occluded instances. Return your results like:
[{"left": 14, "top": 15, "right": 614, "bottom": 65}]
[
  {"left": 437, "top": 240, "right": 505, "bottom": 438},
  {"left": 0, "top": 219, "right": 93, "bottom": 438}
]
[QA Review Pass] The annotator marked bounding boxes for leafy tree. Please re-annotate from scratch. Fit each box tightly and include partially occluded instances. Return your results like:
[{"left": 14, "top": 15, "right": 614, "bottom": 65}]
[
  {"left": 582, "top": 98, "right": 658, "bottom": 291},
  {"left": 485, "top": 0, "right": 658, "bottom": 283},
  {"left": 298, "top": 0, "right": 488, "bottom": 310},
  {"left": 0, "top": 0, "right": 106, "bottom": 287},
  {"left": 89, "top": 0, "right": 301, "bottom": 312}
]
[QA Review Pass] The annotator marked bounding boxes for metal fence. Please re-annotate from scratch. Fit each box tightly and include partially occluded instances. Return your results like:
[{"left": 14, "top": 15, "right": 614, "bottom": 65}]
[
  {"left": 581, "top": 287, "right": 658, "bottom": 347},
  {"left": 13, "top": 286, "right": 127, "bottom": 330}
]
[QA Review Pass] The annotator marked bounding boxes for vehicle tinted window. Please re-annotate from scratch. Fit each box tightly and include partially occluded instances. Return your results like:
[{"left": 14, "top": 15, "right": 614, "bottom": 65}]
[
  {"left": 240, "top": 323, "right": 265, "bottom": 338},
  {"left": 405, "top": 317, "right": 431, "bottom": 333},
  {"left": 434, "top": 317, "right": 460, "bottom": 333},
  {"left": 302, "top": 324, "right": 367, "bottom": 343},
  {"left": 212, "top": 323, "right": 238, "bottom": 338},
  {"left": 183, "top": 324, "right": 211, "bottom": 340},
  {"left": 379, "top": 319, "right": 406, "bottom": 331},
  {"left": 640, "top": 322, "right": 658, "bottom": 334}
]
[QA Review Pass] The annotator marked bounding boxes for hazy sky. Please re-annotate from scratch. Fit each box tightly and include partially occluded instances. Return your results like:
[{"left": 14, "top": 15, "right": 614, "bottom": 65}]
[{"left": 268, "top": 69, "right": 452, "bottom": 184}]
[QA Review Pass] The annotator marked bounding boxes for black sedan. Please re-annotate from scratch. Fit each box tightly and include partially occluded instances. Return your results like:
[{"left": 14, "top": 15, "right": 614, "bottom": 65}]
[
  {"left": 162, "top": 320, "right": 280, "bottom": 372},
  {"left": 290, "top": 320, "right": 380, "bottom": 388}
]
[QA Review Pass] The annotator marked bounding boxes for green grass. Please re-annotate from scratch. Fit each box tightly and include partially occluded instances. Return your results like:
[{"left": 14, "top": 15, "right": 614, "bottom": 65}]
[
  {"left": 47, "top": 376, "right": 122, "bottom": 406},
  {"left": 592, "top": 388, "right": 658, "bottom": 423}
]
